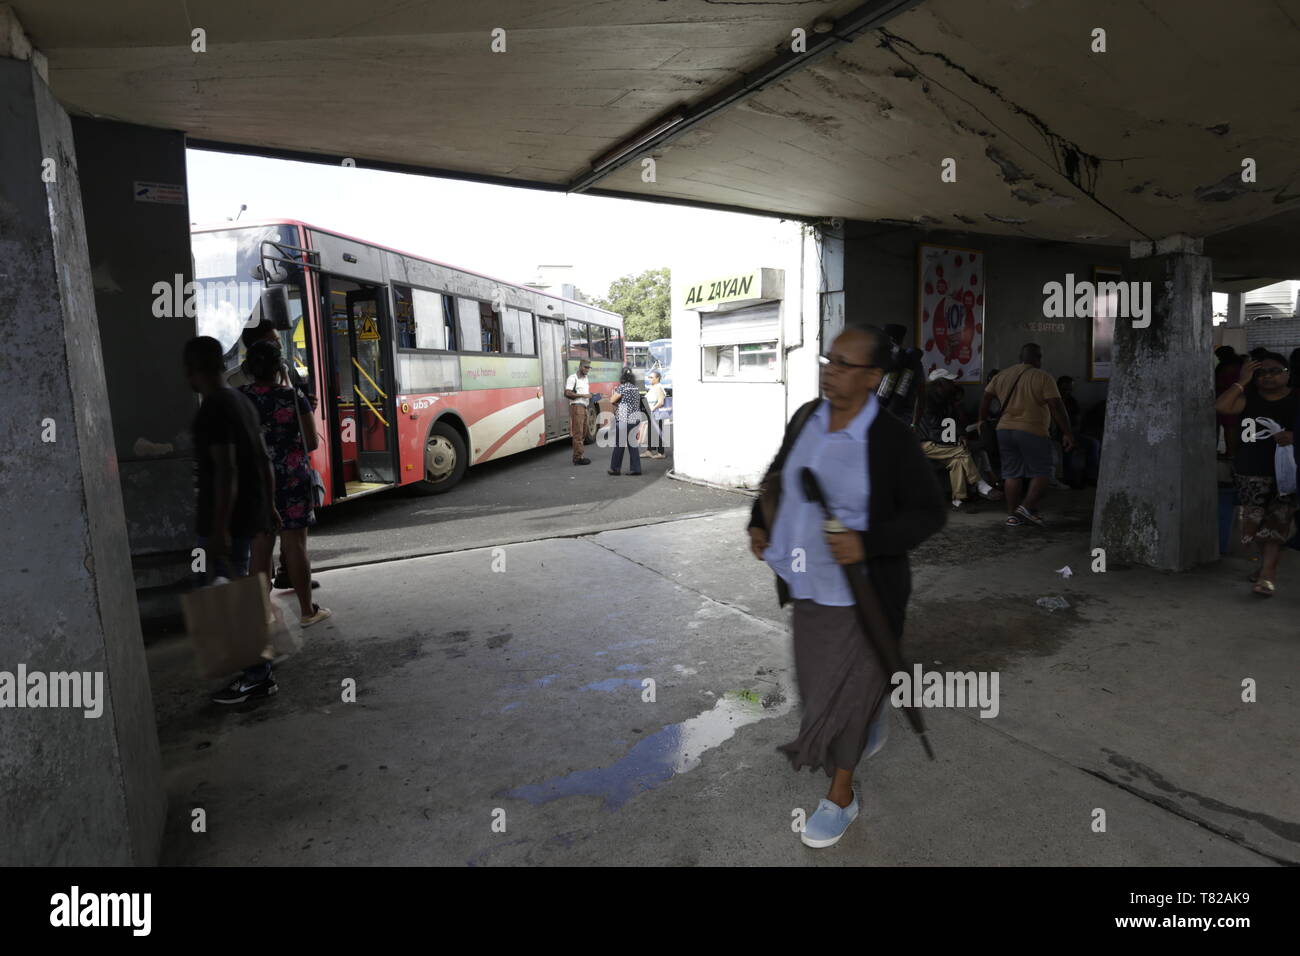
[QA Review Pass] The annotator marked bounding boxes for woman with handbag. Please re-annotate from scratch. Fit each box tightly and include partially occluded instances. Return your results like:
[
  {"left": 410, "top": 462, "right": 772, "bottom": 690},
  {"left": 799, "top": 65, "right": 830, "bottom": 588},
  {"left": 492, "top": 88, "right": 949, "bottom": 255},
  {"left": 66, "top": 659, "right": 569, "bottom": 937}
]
[
  {"left": 1214, "top": 352, "right": 1298, "bottom": 596},
  {"left": 239, "top": 341, "right": 333, "bottom": 625},
  {"left": 608, "top": 367, "right": 643, "bottom": 476}
]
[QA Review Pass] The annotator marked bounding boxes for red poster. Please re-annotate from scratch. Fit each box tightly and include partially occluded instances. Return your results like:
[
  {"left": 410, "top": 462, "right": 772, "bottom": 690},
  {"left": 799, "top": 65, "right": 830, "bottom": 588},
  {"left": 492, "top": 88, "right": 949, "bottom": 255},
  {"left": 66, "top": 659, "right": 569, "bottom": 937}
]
[{"left": 917, "top": 244, "right": 984, "bottom": 384}]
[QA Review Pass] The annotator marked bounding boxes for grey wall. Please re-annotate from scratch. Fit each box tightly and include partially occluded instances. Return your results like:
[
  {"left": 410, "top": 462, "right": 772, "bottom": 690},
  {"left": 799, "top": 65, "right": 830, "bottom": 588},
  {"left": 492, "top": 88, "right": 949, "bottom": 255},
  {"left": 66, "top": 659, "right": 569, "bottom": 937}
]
[
  {"left": 842, "top": 221, "right": 1125, "bottom": 412},
  {"left": 0, "top": 58, "right": 164, "bottom": 864},
  {"left": 71, "top": 117, "right": 196, "bottom": 562}
]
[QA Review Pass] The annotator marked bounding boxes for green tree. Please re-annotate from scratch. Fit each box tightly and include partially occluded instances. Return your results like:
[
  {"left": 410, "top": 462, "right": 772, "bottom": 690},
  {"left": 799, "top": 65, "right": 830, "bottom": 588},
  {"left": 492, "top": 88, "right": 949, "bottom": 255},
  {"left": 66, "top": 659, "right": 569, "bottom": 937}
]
[{"left": 593, "top": 267, "right": 671, "bottom": 342}]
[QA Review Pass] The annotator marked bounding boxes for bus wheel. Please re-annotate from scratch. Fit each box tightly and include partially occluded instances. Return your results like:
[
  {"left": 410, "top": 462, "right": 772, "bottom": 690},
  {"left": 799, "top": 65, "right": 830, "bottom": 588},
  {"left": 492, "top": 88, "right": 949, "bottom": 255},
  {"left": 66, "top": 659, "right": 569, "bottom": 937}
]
[
  {"left": 587, "top": 407, "right": 602, "bottom": 445},
  {"left": 414, "top": 421, "right": 467, "bottom": 495}
]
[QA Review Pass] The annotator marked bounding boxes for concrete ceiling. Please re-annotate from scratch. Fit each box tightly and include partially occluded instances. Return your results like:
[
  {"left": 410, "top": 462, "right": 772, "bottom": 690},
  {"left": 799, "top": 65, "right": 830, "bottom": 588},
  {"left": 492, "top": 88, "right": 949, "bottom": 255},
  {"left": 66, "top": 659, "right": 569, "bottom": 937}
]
[{"left": 12, "top": 0, "right": 1300, "bottom": 277}]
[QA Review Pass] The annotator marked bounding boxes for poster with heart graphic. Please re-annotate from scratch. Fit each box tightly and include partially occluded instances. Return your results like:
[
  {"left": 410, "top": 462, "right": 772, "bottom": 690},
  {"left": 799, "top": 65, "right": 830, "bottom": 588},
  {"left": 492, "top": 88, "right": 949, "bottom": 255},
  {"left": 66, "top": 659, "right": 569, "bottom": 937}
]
[{"left": 917, "top": 244, "right": 984, "bottom": 384}]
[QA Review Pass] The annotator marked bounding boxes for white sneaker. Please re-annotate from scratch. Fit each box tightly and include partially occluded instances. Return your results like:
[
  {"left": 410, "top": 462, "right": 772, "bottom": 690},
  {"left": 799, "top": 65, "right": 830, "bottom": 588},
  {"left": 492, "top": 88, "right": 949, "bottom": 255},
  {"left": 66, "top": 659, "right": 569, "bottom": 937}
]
[{"left": 801, "top": 791, "right": 860, "bottom": 848}]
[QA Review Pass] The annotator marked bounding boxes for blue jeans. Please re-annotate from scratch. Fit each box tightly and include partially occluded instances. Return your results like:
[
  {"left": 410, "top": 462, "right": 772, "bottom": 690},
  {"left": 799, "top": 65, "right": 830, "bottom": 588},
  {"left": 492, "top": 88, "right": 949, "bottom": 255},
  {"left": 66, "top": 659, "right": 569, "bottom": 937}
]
[{"left": 195, "top": 534, "right": 271, "bottom": 683}]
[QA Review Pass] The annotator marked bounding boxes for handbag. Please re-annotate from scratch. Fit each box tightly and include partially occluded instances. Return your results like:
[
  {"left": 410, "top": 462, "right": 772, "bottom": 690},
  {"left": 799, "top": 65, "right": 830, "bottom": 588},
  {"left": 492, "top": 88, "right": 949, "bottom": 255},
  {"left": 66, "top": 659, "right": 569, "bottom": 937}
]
[
  {"left": 182, "top": 573, "right": 274, "bottom": 678},
  {"left": 1276, "top": 444, "right": 1297, "bottom": 495}
]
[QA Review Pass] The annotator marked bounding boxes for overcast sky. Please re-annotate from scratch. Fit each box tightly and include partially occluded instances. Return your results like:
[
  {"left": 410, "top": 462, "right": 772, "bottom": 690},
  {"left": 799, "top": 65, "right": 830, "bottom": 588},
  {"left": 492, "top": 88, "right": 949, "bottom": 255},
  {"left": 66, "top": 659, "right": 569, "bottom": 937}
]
[{"left": 185, "top": 149, "right": 799, "bottom": 300}]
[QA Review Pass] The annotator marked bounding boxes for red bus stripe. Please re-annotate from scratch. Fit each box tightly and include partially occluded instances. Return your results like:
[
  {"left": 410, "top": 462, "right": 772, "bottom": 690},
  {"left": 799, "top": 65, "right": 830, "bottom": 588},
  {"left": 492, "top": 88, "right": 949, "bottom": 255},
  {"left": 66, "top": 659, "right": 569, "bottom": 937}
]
[{"left": 474, "top": 408, "right": 546, "bottom": 464}]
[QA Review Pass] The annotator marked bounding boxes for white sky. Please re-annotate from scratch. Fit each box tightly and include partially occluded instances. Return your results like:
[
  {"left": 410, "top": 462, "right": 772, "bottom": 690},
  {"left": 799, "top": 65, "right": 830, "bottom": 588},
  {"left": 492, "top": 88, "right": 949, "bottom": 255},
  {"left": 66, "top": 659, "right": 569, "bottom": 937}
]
[{"left": 185, "top": 150, "right": 799, "bottom": 299}]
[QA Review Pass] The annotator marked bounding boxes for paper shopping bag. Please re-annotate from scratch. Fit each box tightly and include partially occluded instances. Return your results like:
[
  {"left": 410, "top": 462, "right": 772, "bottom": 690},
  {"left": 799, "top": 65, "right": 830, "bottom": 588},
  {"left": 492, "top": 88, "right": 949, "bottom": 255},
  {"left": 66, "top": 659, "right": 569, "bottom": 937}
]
[{"left": 182, "top": 573, "right": 274, "bottom": 679}]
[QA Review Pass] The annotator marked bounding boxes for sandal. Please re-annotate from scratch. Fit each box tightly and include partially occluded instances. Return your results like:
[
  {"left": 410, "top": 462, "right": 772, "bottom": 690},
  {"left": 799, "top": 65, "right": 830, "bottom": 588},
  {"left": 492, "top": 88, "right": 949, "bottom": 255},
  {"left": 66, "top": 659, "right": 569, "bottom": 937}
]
[
  {"left": 1005, "top": 515, "right": 1023, "bottom": 527},
  {"left": 1252, "top": 579, "right": 1276, "bottom": 597}
]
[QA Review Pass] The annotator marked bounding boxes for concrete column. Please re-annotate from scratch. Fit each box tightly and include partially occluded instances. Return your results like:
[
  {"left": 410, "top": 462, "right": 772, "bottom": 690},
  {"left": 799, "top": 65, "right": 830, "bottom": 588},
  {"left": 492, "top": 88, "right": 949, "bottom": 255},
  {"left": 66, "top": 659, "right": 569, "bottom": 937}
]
[
  {"left": 0, "top": 38, "right": 164, "bottom": 862},
  {"left": 71, "top": 117, "right": 197, "bottom": 586},
  {"left": 817, "top": 223, "right": 845, "bottom": 344},
  {"left": 1092, "top": 243, "right": 1218, "bottom": 570},
  {"left": 1225, "top": 292, "right": 1244, "bottom": 328}
]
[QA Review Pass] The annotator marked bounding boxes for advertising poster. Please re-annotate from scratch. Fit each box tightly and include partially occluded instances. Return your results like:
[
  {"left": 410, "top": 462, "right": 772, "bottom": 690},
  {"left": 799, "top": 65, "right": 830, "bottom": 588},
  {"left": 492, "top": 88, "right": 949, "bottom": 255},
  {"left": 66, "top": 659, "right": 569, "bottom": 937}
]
[{"left": 917, "top": 244, "right": 984, "bottom": 384}]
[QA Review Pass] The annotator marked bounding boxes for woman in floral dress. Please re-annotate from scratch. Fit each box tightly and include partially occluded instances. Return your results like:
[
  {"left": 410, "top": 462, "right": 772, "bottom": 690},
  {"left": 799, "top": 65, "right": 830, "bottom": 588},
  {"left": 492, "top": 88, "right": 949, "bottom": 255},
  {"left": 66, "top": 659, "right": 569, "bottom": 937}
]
[{"left": 239, "top": 341, "right": 331, "bottom": 626}]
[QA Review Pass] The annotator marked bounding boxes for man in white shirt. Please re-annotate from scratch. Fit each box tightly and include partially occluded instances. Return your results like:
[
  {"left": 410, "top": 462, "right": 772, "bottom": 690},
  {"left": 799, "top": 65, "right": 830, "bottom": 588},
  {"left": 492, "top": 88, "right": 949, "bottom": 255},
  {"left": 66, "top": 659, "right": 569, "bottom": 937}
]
[{"left": 564, "top": 359, "right": 593, "bottom": 465}]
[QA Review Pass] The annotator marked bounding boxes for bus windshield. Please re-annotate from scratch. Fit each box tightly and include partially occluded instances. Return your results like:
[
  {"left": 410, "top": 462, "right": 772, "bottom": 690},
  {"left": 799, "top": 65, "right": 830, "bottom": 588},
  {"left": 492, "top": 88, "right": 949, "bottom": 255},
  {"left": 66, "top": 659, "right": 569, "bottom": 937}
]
[
  {"left": 649, "top": 339, "right": 672, "bottom": 368},
  {"left": 192, "top": 224, "right": 298, "bottom": 355}
]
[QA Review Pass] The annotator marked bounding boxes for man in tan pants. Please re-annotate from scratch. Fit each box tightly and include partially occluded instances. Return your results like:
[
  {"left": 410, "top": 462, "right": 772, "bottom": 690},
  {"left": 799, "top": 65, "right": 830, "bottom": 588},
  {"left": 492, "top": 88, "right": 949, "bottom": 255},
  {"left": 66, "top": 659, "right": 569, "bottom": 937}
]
[
  {"left": 918, "top": 369, "right": 1000, "bottom": 511},
  {"left": 565, "top": 360, "right": 593, "bottom": 465}
]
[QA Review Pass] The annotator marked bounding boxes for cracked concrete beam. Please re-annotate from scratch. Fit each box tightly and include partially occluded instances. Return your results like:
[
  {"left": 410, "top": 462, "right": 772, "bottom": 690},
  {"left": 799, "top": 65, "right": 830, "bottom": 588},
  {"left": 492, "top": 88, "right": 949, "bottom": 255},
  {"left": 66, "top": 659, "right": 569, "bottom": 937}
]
[
  {"left": 0, "top": 4, "right": 45, "bottom": 80},
  {"left": 1130, "top": 235, "right": 1204, "bottom": 258}
]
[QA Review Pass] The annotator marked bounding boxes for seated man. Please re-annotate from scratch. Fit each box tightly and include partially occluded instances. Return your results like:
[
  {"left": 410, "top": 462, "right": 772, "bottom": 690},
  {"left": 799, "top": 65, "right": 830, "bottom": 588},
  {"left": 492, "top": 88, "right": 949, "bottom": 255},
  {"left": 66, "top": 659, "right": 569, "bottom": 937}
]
[
  {"left": 1055, "top": 376, "right": 1100, "bottom": 489},
  {"left": 916, "top": 370, "right": 1002, "bottom": 511}
]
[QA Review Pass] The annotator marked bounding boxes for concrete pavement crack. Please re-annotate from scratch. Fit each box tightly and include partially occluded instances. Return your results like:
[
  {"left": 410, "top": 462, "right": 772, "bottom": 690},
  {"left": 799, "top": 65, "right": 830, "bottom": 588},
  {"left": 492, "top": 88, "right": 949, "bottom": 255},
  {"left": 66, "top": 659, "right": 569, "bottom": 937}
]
[
  {"left": 951, "top": 708, "right": 1289, "bottom": 865},
  {"left": 1075, "top": 767, "right": 1293, "bottom": 866},
  {"left": 582, "top": 535, "right": 789, "bottom": 637}
]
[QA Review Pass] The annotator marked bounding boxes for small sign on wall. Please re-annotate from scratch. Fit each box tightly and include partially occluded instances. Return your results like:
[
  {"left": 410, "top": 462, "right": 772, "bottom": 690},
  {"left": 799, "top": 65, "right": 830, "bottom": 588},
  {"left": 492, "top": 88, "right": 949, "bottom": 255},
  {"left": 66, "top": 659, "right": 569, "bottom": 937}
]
[{"left": 133, "top": 181, "right": 186, "bottom": 204}]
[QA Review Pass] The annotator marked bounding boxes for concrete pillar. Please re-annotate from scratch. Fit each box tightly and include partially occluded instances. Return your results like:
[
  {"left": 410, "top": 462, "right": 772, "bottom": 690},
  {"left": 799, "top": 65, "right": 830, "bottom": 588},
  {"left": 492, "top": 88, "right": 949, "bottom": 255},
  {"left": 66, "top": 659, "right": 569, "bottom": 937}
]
[
  {"left": 71, "top": 117, "right": 197, "bottom": 586},
  {"left": 1092, "top": 242, "right": 1218, "bottom": 570},
  {"left": 0, "top": 31, "right": 164, "bottom": 863},
  {"left": 1226, "top": 292, "right": 1244, "bottom": 328},
  {"left": 818, "top": 223, "right": 845, "bottom": 344}
]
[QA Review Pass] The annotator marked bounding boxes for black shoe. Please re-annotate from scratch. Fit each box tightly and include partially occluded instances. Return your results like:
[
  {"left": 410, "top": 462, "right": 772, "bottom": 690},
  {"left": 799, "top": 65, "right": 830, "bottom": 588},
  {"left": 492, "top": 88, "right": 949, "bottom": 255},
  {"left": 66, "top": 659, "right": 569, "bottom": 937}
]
[
  {"left": 574, "top": 458, "right": 591, "bottom": 465},
  {"left": 608, "top": 469, "right": 621, "bottom": 475},
  {"left": 212, "top": 674, "right": 278, "bottom": 705},
  {"left": 628, "top": 471, "right": 642, "bottom": 476},
  {"left": 273, "top": 573, "right": 321, "bottom": 591}
]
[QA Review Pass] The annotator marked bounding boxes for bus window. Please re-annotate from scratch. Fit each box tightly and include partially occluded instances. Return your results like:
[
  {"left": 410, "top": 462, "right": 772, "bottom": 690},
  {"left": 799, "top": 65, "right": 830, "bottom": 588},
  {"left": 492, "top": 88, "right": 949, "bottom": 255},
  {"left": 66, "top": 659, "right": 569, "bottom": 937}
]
[
  {"left": 394, "top": 286, "right": 416, "bottom": 348},
  {"left": 517, "top": 311, "right": 535, "bottom": 355},
  {"left": 567, "top": 320, "right": 589, "bottom": 359},
  {"left": 412, "top": 288, "right": 447, "bottom": 350},
  {"left": 502, "top": 308, "right": 522, "bottom": 354},
  {"left": 443, "top": 295, "right": 459, "bottom": 351},
  {"left": 610, "top": 331, "right": 623, "bottom": 365},
  {"left": 456, "top": 298, "right": 481, "bottom": 351},
  {"left": 479, "top": 302, "right": 501, "bottom": 353},
  {"left": 591, "top": 326, "right": 610, "bottom": 360}
]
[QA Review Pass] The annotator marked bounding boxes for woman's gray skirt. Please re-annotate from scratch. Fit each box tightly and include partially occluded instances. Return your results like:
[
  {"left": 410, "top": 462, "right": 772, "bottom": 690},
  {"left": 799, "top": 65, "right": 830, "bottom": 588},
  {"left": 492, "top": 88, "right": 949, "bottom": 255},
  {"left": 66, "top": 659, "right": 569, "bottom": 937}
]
[{"left": 778, "top": 599, "right": 889, "bottom": 777}]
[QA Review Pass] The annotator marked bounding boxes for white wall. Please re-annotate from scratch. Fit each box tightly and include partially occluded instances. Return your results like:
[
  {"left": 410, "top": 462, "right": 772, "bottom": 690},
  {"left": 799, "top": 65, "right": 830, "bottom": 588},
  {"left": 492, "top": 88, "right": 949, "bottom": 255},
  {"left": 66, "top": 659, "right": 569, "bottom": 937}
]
[{"left": 670, "top": 221, "right": 820, "bottom": 487}]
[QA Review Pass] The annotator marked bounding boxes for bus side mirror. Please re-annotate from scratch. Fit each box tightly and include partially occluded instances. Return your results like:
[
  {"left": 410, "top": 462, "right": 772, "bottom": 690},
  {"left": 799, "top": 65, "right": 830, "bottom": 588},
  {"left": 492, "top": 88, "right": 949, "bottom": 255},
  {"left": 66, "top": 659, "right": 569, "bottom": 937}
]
[{"left": 260, "top": 285, "right": 292, "bottom": 330}]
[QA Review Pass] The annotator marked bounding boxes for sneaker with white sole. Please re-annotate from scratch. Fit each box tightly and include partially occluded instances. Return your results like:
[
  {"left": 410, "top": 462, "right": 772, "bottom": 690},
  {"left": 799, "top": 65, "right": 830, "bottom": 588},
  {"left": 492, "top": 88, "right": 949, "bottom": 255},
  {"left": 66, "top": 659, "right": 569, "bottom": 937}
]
[
  {"left": 801, "top": 790, "right": 859, "bottom": 848},
  {"left": 212, "top": 673, "right": 278, "bottom": 705},
  {"left": 301, "top": 605, "right": 333, "bottom": 627}
]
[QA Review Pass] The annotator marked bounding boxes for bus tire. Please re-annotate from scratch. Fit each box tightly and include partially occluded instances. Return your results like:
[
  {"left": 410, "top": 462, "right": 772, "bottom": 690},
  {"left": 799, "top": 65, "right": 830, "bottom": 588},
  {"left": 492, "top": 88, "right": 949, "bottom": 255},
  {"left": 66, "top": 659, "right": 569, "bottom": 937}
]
[{"left": 413, "top": 420, "right": 468, "bottom": 495}]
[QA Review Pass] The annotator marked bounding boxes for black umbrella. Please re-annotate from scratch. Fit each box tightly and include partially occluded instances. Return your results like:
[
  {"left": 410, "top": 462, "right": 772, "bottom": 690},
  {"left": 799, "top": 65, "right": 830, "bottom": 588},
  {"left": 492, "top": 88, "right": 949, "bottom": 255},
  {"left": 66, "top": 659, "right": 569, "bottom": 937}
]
[{"left": 800, "top": 467, "right": 935, "bottom": 760}]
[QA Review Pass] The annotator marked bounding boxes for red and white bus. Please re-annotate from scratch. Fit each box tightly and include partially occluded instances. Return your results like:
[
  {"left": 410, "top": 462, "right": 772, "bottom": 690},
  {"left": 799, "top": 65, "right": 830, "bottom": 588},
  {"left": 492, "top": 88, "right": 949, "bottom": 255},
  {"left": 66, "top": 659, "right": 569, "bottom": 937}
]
[{"left": 191, "top": 220, "right": 626, "bottom": 503}]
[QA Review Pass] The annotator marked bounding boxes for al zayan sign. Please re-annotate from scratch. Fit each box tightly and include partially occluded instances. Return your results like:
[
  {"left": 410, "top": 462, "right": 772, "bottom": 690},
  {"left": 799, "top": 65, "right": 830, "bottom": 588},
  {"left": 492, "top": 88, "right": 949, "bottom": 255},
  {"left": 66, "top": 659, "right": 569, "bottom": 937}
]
[{"left": 682, "top": 270, "right": 762, "bottom": 309}]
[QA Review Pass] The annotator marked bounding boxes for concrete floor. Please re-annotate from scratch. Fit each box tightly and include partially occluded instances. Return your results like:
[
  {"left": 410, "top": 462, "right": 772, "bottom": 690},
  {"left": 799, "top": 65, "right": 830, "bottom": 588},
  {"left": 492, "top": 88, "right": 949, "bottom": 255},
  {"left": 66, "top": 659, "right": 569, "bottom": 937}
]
[
  {"left": 149, "top": 491, "right": 1297, "bottom": 866},
  {"left": 306, "top": 440, "right": 743, "bottom": 571}
]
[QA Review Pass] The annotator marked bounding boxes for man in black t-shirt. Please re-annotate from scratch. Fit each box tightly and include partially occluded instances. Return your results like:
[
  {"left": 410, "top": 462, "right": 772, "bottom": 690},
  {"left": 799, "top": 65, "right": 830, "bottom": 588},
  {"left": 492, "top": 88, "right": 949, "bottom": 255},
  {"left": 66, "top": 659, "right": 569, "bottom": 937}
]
[{"left": 185, "top": 336, "right": 281, "bottom": 704}]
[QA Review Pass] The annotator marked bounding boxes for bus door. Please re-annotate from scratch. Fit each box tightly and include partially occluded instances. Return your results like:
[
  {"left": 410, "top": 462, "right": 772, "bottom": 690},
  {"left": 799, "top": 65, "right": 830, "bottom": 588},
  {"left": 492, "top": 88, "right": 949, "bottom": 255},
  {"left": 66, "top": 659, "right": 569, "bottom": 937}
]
[
  {"left": 538, "top": 317, "right": 568, "bottom": 440},
  {"left": 321, "top": 275, "right": 397, "bottom": 496}
]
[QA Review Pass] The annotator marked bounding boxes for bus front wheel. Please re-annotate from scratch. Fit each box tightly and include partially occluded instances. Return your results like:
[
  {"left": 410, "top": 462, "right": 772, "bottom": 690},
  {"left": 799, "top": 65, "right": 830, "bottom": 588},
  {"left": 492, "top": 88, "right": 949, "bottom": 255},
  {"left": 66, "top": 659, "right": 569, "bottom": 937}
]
[{"left": 414, "top": 421, "right": 468, "bottom": 495}]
